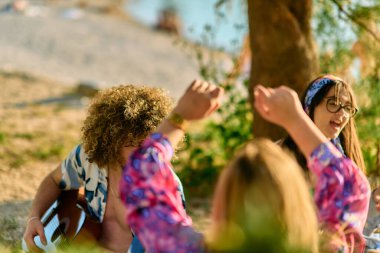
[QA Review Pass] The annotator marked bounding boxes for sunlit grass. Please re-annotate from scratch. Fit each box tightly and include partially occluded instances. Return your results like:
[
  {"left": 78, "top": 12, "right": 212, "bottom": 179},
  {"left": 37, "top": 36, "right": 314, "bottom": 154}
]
[
  {"left": 0, "top": 217, "right": 22, "bottom": 251},
  {"left": 0, "top": 71, "right": 86, "bottom": 252}
]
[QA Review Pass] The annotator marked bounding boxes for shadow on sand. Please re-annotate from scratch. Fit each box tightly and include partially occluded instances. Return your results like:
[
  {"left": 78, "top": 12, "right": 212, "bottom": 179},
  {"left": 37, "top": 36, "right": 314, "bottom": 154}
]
[{"left": 0, "top": 199, "right": 32, "bottom": 248}]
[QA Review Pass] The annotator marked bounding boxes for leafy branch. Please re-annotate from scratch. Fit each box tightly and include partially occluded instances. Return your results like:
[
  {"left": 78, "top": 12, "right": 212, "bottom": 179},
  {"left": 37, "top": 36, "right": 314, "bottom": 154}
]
[{"left": 328, "top": 0, "right": 380, "bottom": 43}]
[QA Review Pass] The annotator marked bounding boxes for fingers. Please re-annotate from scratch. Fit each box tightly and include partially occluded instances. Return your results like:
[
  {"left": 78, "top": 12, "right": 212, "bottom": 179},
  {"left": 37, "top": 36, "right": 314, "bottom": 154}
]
[
  {"left": 205, "top": 88, "right": 224, "bottom": 116},
  {"left": 255, "top": 84, "right": 271, "bottom": 98},
  {"left": 189, "top": 79, "right": 218, "bottom": 95},
  {"left": 189, "top": 79, "right": 209, "bottom": 93},
  {"left": 209, "top": 85, "right": 224, "bottom": 99},
  {"left": 188, "top": 79, "right": 202, "bottom": 90},
  {"left": 187, "top": 79, "right": 223, "bottom": 101},
  {"left": 179, "top": 79, "right": 224, "bottom": 120},
  {"left": 254, "top": 85, "right": 270, "bottom": 115},
  {"left": 37, "top": 225, "right": 47, "bottom": 246},
  {"left": 24, "top": 233, "right": 42, "bottom": 253},
  {"left": 188, "top": 79, "right": 201, "bottom": 91},
  {"left": 24, "top": 234, "right": 34, "bottom": 252},
  {"left": 23, "top": 219, "right": 46, "bottom": 253},
  {"left": 200, "top": 82, "right": 223, "bottom": 116},
  {"left": 278, "top": 85, "right": 298, "bottom": 98}
]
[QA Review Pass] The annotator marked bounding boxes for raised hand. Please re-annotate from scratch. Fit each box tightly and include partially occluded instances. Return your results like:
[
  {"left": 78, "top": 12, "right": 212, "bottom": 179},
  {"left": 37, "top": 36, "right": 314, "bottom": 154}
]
[
  {"left": 253, "top": 84, "right": 304, "bottom": 129},
  {"left": 173, "top": 80, "right": 224, "bottom": 121},
  {"left": 254, "top": 84, "right": 327, "bottom": 157}
]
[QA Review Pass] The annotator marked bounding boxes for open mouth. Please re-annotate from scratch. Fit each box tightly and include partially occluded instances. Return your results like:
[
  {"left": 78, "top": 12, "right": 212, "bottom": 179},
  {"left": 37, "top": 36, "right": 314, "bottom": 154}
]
[{"left": 330, "top": 120, "right": 342, "bottom": 131}]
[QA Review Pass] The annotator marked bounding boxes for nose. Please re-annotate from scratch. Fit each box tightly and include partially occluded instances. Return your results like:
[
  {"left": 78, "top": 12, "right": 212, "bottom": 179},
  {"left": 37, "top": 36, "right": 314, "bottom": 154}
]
[{"left": 336, "top": 107, "right": 349, "bottom": 118}]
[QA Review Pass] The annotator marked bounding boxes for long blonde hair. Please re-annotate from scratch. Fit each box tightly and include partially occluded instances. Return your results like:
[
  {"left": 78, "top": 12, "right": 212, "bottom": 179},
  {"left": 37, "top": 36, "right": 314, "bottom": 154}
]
[{"left": 208, "top": 139, "right": 319, "bottom": 252}]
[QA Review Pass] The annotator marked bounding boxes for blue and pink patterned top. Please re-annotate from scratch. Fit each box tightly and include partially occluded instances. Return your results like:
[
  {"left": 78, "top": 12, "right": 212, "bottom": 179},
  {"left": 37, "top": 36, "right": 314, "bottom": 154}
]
[
  {"left": 308, "top": 142, "right": 370, "bottom": 251},
  {"left": 120, "top": 133, "right": 370, "bottom": 252}
]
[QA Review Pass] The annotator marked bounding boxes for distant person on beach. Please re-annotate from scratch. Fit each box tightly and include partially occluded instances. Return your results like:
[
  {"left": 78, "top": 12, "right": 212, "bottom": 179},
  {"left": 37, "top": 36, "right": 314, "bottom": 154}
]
[
  {"left": 0, "top": 0, "right": 28, "bottom": 14},
  {"left": 23, "top": 85, "right": 186, "bottom": 253},
  {"left": 154, "top": 7, "right": 181, "bottom": 35}
]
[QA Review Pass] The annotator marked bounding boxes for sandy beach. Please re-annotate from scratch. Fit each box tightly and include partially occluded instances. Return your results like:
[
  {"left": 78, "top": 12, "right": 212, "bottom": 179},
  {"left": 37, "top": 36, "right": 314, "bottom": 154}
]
[{"left": 0, "top": 0, "right": 200, "bottom": 98}]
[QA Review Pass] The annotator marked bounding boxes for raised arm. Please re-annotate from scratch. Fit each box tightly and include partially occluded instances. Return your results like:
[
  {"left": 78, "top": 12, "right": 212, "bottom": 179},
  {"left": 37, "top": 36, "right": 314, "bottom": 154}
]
[
  {"left": 120, "top": 80, "right": 223, "bottom": 253},
  {"left": 254, "top": 85, "right": 327, "bottom": 157},
  {"left": 254, "top": 85, "right": 370, "bottom": 250},
  {"left": 156, "top": 79, "right": 223, "bottom": 148}
]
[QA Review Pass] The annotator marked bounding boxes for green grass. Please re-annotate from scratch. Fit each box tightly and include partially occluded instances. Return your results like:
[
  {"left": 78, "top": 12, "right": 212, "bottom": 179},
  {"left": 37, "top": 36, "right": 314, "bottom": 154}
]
[
  {"left": 31, "top": 143, "right": 65, "bottom": 160},
  {"left": 0, "top": 132, "right": 7, "bottom": 144},
  {"left": 13, "top": 133, "right": 35, "bottom": 140},
  {"left": 0, "top": 217, "right": 22, "bottom": 251}
]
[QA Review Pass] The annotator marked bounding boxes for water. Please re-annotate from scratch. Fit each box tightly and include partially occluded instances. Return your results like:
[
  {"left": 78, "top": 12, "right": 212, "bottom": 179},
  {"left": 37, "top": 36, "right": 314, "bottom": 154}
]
[{"left": 125, "top": 0, "right": 248, "bottom": 54}]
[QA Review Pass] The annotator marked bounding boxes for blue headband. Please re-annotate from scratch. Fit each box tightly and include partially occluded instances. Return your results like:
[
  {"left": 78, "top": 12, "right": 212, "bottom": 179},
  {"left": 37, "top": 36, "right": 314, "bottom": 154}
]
[{"left": 303, "top": 77, "right": 335, "bottom": 114}]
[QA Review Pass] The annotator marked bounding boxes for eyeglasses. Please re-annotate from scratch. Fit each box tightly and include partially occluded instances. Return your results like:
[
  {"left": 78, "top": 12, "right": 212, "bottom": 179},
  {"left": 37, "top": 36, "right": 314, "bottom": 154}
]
[{"left": 325, "top": 98, "right": 358, "bottom": 117}]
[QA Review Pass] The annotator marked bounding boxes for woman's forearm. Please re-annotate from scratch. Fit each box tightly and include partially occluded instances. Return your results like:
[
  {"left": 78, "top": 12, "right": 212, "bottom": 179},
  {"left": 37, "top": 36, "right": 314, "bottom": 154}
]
[
  {"left": 155, "top": 118, "right": 186, "bottom": 152},
  {"left": 284, "top": 113, "right": 328, "bottom": 159},
  {"left": 28, "top": 166, "right": 62, "bottom": 218}
]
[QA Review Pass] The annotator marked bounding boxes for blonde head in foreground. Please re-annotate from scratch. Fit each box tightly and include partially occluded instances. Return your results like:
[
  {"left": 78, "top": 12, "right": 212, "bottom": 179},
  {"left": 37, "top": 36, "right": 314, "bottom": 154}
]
[{"left": 208, "top": 139, "right": 319, "bottom": 252}]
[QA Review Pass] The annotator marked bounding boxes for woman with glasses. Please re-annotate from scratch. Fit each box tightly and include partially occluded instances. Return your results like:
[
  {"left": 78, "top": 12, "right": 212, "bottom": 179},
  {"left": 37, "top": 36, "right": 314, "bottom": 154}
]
[
  {"left": 280, "top": 74, "right": 366, "bottom": 178},
  {"left": 255, "top": 84, "right": 369, "bottom": 252}
]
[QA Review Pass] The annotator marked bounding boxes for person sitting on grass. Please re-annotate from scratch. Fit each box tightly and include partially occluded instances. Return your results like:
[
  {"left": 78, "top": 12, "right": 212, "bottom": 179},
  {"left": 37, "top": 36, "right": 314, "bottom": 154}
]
[{"left": 23, "top": 84, "right": 186, "bottom": 253}]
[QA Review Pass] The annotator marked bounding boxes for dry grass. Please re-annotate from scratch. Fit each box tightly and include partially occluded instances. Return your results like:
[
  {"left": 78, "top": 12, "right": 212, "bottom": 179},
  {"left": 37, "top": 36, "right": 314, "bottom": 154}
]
[{"left": 0, "top": 70, "right": 86, "bottom": 250}]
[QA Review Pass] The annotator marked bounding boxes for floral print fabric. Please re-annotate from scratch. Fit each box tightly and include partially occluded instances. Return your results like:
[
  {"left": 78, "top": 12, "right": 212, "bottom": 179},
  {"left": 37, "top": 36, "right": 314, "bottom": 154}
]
[
  {"left": 121, "top": 134, "right": 370, "bottom": 252},
  {"left": 308, "top": 142, "right": 370, "bottom": 251},
  {"left": 120, "top": 133, "right": 205, "bottom": 253}
]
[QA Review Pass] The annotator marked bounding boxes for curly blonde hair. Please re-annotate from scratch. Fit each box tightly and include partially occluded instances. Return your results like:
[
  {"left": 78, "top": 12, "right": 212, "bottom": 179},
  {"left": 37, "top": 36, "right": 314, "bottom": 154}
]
[{"left": 82, "top": 85, "right": 173, "bottom": 168}]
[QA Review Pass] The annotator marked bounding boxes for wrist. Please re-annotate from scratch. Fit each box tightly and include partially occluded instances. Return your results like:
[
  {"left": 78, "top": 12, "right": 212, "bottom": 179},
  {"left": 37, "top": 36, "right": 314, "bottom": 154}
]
[
  {"left": 29, "top": 210, "right": 42, "bottom": 219},
  {"left": 27, "top": 216, "right": 40, "bottom": 224},
  {"left": 166, "top": 112, "right": 188, "bottom": 131}
]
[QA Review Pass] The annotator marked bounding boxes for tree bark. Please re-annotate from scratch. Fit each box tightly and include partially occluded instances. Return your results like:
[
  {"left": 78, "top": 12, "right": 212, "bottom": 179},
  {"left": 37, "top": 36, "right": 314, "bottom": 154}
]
[{"left": 247, "top": 0, "right": 318, "bottom": 140}]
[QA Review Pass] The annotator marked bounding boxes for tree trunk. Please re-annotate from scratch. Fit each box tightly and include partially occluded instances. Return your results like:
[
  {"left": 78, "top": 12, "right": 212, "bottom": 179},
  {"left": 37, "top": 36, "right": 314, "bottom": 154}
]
[{"left": 247, "top": 0, "right": 318, "bottom": 140}]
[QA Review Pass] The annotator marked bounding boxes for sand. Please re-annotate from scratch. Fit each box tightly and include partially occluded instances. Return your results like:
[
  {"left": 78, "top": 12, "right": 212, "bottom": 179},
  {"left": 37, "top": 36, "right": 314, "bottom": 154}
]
[{"left": 0, "top": 0, "right": 200, "bottom": 99}]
